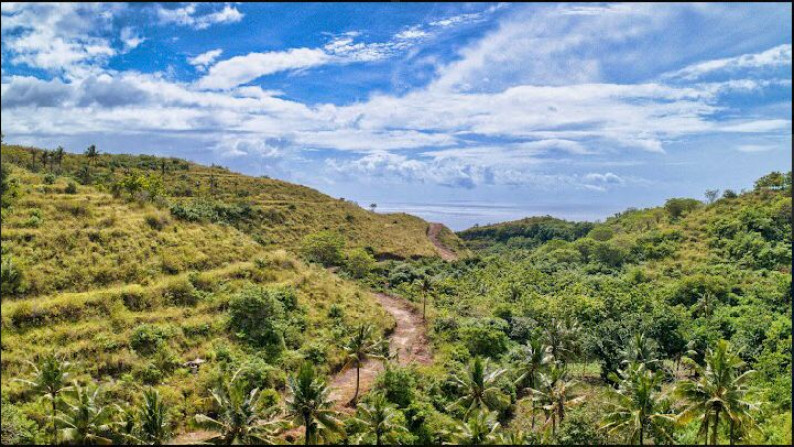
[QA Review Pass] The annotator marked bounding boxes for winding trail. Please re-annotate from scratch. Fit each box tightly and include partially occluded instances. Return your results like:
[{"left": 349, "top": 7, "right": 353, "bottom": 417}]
[
  {"left": 328, "top": 292, "right": 432, "bottom": 412},
  {"left": 427, "top": 223, "right": 458, "bottom": 261}
]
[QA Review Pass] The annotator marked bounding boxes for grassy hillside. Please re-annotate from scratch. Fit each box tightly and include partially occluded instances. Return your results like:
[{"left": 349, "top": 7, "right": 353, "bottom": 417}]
[
  {"left": 0, "top": 155, "right": 398, "bottom": 429},
  {"left": 0, "top": 144, "right": 468, "bottom": 443},
  {"left": 1, "top": 144, "right": 464, "bottom": 264}
]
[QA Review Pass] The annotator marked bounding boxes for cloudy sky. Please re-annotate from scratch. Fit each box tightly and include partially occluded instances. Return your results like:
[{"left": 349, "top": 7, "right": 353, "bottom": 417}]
[{"left": 1, "top": 3, "right": 791, "bottom": 229}]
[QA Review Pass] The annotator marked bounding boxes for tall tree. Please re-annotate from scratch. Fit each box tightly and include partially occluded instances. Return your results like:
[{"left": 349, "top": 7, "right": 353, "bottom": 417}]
[
  {"left": 545, "top": 318, "right": 581, "bottom": 365},
  {"left": 618, "top": 333, "right": 660, "bottom": 370},
  {"left": 529, "top": 365, "right": 583, "bottom": 437},
  {"left": 353, "top": 393, "right": 409, "bottom": 446},
  {"left": 285, "top": 363, "right": 342, "bottom": 445},
  {"left": 14, "top": 353, "right": 72, "bottom": 444},
  {"left": 601, "top": 363, "right": 674, "bottom": 445},
  {"left": 417, "top": 276, "right": 434, "bottom": 320},
  {"left": 55, "top": 382, "right": 115, "bottom": 445},
  {"left": 55, "top": 146, "right": 65, "bottom": 170},
  {"left": 447, "top": 357, "right": 508, "bottom": 417},
  {"left": 676, "top": 340, "right": 758, "bottom": 445},
  {"left": 195, "top": 368, "right": 283, "bottom": 445},
  {"left": 84, "top": 144, "right": 99, "bottom": 165},
  {"left": 342, "top": 324, "right": 383, "bottom": 406},
  {"left": 514, "top": 334, "right": 552, "bottom": 429}
]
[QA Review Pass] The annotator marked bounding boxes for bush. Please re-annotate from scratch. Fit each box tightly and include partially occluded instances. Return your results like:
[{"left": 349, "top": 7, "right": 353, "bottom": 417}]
[
  {"left": 64, "top": 182, "right": 78, "bottom": 194},
  {"left": 130, "top": 324, "right": 171, "bottom": 356},
  {"left": 144, "top": 213, "right": 170, "bottom": 231},
  {"left": 374, "top": 365, "right": 416, "bottom": 407},
  {"left": 301, "top": 231, "right": 345, "bottom": 266},
  {"left": 1, "top": 256, "right": 25, "bottom": 296},
  {"left": 161, "top": 278, "right": 198, "bottom": 306},
  {"left": 344, "top": 248, "right": 375, "bottom": 278},
  {"left": 664, "top": 197, "right": 702, "bottom": 219},
  {"left": 43, "top": 173, "right": 56, "bottom": 185},
  {"left": 459, "top": 319, "right": 509, "bottom": 358},
  {"left": 1, "top": 397, "right": 40, "bottom": 445},
  {"left": 228, "top": 286, "right": 287, "bottom": 358}
]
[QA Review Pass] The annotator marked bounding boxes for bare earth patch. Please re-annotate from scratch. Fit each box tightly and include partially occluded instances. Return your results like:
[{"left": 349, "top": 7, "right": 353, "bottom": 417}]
[{"left": 428, "top": 223, "right": 458, "bottom": 261}]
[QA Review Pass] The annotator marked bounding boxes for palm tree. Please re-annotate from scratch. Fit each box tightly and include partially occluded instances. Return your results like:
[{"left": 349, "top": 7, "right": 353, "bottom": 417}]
[
  {"left": 417, "top": 276, "right": 434, "bottom": 320},
  {"left": 137, "top": 389, "right": 171, "bottom": 445},
  {"left": 694, "top": 291, "right": 717, "bottom": 318},
  {"left": 195, "top": 368, "right": 283, "bottom": 445},
  {"left": 354, "top": 393, "right": 409, "bottom": 445},
  {"left": 618, "top": 333, "right": 660, "bottom": 370},
  {"left": 514, "top": 334, "right": 552, "bottom": 429},
  {"left": 601, "top": 362, "right": 674, "bottom": 445},
  {"left": 55, "top": 381, "right": 115, "bottom": 445},
  {"left": 447, "top": 410, "right": 502, "bottom": 445},
  {"left": 285, "top": 363, "right": 342, "bottom": 445},
  {"left": 14, "top": 353, "right": 72, "bottom": 444},
  {"left": 529, "top": 365, "right": 583, "bottom": 437},
  {"left": 447, "top": 357, "right": 508, "bottom": 417},
  {"left": 498, "top": 428, "right": 533, "bottom": 445},
  {"left": 85, "top": 144, "right": 99, "bottom": 166},
  {"left": 676, "top": 340, "right": 758, "bottom": 445},
  {"left": 544, "top": 318, "right": 580, "bottom": 365},
  {"left": 55, "top": 146, "right": 65, "bottom": 170},
  {"left": 41, "top": 150, "right": 50, "bottom": 171},
  {"left": 342, "top": 324, "right": 383, "bottom": 406}
]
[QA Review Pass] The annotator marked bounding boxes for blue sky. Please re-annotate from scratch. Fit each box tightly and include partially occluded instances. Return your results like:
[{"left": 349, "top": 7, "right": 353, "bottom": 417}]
[{"left": 1, "top": 3, "right": 791, "bottom": 230}]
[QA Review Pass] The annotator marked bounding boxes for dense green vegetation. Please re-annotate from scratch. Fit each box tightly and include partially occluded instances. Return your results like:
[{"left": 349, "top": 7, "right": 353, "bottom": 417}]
[
  {"left": 0, "top": 142, "right": 790, "bottom": 445},
  {"left": 360, "top": 171, "right": 791, "bottom": 444}
]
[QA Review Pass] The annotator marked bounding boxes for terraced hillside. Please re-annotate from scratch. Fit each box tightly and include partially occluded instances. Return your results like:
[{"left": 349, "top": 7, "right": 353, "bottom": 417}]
[{"left": 0, "top": 144, "right": 463, "bottom": 443}]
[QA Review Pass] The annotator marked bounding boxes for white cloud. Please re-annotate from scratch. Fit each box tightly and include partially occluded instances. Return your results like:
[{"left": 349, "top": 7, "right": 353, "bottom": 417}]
[
  {"left": 663, "top": 44, "right": 792, "bottom": 80},
  {"left": 187, "top": 49, "right": 223, "bottom": 71},
  {"left": 120, "top": 27, "right": 145, "bottom": 51},
  {"left": 1, "top": 3, "right": 120, "bottom": 78},
  {"left": 196, "top": 48, "right": 331, "bottom": 90},
  {"left": 155, "top": 3, "right": 243, "bottom": 30}
]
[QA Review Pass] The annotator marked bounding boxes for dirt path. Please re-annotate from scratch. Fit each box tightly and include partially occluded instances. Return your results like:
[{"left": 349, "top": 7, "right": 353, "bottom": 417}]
[
  {"left": 327, "top": 292, "right": 432, "bottom": 412},
  {"left": 427, "top": 223, "right": 458, "bottom": 261}
]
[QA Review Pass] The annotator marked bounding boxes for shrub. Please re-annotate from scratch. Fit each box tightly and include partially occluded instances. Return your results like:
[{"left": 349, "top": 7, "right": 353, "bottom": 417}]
[
  {"left": 344, "top": 248, "right": 375, "bottom": 278},
  {"left": 1, "top": 256, "right": 25, "bottom": 296},
  {"left": 459, "top": 319, "right": 509, "bottom": 358},
  {"left": 1, "top": 397, "right": 40, "bottom": 445},
  {"left": 664, "top": 197, "right": 702, "bottom": 219},
  {"left": 130, "top": 324, "right": 170, "bottom": 356},
  {"left": 588, "top": 225, "right": 613, "bottom": 241},
  {"left": 374, "top": 365, "right": 416, "bottom": 407},
  {"left": 300, "top": 230, "right": 345, "bottom": 266},
  {"left": 228, "top": 286, "right": 287, "bottom": 358},
  {"left": 161, "top": 278, "right": 198, "bottom": 306},
  {"left": 144, "top": 213, "right": 170, "bottom": 231},
  {"left": 64, "top": 182, "right": 78, "bottom": 194},
  {"left": 43, "top": 173, "right": 56, "bottom": 185}
]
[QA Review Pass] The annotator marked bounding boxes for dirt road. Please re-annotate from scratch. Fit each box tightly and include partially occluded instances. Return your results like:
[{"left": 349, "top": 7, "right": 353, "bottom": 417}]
[
  {"left": 427, "top": 223, "right": 458, "bottom": 261},
  {"left": 328, "top": 292, "right": 432, "bottom": 411}
]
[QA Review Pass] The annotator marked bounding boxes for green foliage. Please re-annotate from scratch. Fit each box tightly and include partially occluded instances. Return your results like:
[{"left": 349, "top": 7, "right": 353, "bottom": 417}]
[
  {"left": 344, "top": 248, "right": 376, "bottom": 278},
  {"left": 1, "top": 254, "right": 25, "bottom": 297},
  {"left": 64, "top": 182, "right": 78, "bottom": 194},
  {"left": 301, "top": 230, "right": 345, "bottom": 266},
  {"left": 227, "top": 286, "right": 290, "bottom": 358},
  {"left": 664, "top": 197, "right": 702, "bottom": 219},
  {"left": 374, "top": 365, "right": 416, "bottom": 408}
]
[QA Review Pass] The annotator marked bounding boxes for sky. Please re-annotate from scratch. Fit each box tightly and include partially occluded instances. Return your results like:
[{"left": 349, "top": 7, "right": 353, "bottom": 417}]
[{"left": 1, "top": 2, "right": 791, "bottom": 230}]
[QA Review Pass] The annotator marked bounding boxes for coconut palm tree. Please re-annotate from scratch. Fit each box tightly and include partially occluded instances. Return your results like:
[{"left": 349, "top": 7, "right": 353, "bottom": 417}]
[
  {"left": 55, "top": 381, "right": 115, "bottom": 445},
  {"left": 676, "top": 340, "right": 758, "bottom": 445},
  {"left": 195, "top": 368, "right": 283, "bottom": 445},
  {"left": 354, "top": 393, "right": 409, "bottom": 445},
  {"left": 618, "top": 333, "right": 660, "bottom": 370},
  {"left": 600, "top": 362, "right": 674, "bottom": 445},
  {"left": 137, "top": 389, "right": 171, "bottom": 445},
  {"left": 513, "top": 335, "right": 552, "bottom": 429},
  {"left": 55, "top": 146, "right": 65, "bottom": 170},
  {"left": 85, "top": 144, "right": 99, "bottom": 166},
  {"left": 529, "top": 365, "right": 583, "bottom": 437},
  {"left": 343, "top": 324, "right": 383, "bottom": 406},
  {"left": 447, "top": 410, "right": 502, "bottom": 445},
  {"left": 417, "top": 276, "right": 434, "bottom": 320},
  {"left": 285, "top": 363, "right": 342, "bottom": 445},
  {"left": 544, "top": 318, "right": 580, "bottom": 365},
  {"left": 447, "top": 356, "right": 508, "bottom": 417},
  {"left": 14, "top": 353, "right": 72, "bottom": 444}
]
